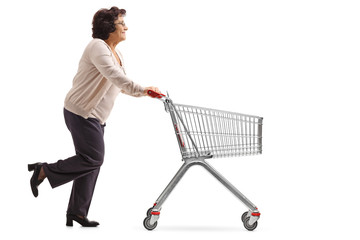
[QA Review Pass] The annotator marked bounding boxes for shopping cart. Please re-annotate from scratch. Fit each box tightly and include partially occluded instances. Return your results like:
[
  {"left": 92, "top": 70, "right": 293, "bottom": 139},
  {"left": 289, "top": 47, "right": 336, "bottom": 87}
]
[{"left": 143, "top": 91, "right": 263, "bottom": 231}]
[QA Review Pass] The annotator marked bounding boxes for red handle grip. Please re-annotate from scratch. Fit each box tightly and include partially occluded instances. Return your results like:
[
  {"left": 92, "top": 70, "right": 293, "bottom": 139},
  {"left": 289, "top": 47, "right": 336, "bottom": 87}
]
[{"left": 147, "top": 90, "right": 165, "bottom": 99}]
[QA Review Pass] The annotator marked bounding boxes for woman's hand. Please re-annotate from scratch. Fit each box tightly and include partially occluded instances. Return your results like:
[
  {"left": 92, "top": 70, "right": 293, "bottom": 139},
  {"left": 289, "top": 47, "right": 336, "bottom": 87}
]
[{"left": 144, "top": 86, "right": 162, "bottom": 97}]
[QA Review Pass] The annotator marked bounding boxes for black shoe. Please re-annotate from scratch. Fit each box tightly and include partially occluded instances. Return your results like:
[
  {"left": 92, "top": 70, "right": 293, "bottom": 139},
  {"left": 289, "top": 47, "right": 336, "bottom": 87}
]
[
  {"left": 66, "top": 214, "right": 100, "bottom": 227},
  {"left": 28, "top": 162, "right": 44, "bottom": 198}
]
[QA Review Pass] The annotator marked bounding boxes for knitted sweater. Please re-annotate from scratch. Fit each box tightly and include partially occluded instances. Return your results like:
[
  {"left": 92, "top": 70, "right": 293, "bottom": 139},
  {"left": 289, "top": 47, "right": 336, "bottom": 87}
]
[{"left": 64, "top": 38, "right": 145, "bottom": 124}]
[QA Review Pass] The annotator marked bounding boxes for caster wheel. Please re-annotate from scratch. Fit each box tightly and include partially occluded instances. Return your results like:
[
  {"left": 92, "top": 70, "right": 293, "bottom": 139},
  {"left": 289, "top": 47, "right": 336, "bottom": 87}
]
[
  {"left": 143, "top": 216, "right": 158, "bottom": 231},
  {"left": 243, "top": 217, "right": 258, "bottom": 231},
  {"left": 146, "top": 207, "right": 153, "bottom": 217},
  {"left": 241, "top": 211, "right": 248, "bottom": 223}
]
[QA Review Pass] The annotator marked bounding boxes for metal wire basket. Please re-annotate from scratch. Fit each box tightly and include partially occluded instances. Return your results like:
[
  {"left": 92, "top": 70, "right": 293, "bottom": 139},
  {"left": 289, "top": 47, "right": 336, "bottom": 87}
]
[{"left": 168, "top": 103, "right": 263, "bottom": 159}]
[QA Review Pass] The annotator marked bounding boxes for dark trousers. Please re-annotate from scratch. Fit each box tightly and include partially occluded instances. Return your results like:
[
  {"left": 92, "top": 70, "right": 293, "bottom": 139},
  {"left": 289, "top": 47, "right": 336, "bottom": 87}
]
[{"left": 43, "top": 108, "right": 105, "bottom": 216}]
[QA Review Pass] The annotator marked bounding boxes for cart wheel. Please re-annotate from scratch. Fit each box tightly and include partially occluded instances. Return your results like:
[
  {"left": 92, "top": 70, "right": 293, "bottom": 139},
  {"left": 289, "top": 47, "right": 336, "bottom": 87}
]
[
  {"left": 243, "top": 217, "right": 258, "bottom": 231},
  {"left": 241, "top": 211, "right": 249, "bottom": 223},
  {"left": 146, "top": 207, "right": 153, "bottom": 217},
  {"left": 143, "top": 217, "right": 158, "bottom": 231}
]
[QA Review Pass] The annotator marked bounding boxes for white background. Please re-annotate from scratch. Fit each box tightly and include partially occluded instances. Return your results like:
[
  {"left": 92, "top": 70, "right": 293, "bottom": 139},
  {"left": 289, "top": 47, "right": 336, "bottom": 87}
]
[{"left": 1, "top": 0, "right": 359, "bottom": 239}]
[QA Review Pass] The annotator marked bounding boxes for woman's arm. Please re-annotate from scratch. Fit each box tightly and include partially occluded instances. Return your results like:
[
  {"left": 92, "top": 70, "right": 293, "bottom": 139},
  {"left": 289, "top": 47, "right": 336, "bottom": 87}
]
[{"left": 89, "top": 41, "right": 145, "bottom": 96}]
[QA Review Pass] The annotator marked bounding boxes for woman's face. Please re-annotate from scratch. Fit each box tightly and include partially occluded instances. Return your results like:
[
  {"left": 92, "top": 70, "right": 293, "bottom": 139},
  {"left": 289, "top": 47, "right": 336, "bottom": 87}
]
[{"left": 113, "top": 15, "right": 128, "bottom": 42}]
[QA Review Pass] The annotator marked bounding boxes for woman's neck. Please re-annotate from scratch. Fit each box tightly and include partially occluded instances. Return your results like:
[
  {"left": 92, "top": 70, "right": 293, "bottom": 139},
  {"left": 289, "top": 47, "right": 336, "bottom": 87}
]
[{"left": 105, "top": 38, "right": 119, "bottom": 51}]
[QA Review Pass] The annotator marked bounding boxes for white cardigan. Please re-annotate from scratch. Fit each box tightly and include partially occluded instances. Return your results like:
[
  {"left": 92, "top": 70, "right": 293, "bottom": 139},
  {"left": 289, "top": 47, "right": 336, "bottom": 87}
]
[{"left": 64, "top": 38, "right": 145, "bottom": 124}]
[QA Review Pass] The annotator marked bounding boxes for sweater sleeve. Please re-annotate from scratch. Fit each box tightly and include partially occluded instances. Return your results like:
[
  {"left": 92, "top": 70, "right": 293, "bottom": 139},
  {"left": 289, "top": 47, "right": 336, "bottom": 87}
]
[{"left": 89, "top": 40, "right": 145, "bottom": 97}]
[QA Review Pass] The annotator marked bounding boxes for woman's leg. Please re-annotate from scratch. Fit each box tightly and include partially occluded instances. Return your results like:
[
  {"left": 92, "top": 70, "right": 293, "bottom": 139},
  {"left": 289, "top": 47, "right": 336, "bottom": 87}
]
[
  {"left": 43, "top": 109, "right": 105, "bottom": 188},
  {"left": 42, "top": 109, "right": 105, "bottom": 216},
  {"left": 67, "top": 168, "right": 100, "bottom": 216}
]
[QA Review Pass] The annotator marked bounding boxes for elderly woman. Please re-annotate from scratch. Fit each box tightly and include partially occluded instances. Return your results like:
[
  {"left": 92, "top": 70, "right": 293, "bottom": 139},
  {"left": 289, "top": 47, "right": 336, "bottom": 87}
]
[{"left": 28, "top": 7, "right": 160, "bottom": 227}]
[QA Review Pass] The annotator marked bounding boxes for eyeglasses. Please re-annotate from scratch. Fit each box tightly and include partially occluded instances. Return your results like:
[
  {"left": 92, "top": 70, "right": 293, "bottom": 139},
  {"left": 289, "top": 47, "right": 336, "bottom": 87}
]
[{"left": 115, "top": 21, "right": 126, "bottom": 26}]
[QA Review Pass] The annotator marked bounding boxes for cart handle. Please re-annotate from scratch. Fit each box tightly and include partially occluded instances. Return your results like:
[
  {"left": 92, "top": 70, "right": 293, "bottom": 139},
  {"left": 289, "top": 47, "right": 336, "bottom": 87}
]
[{"left": 147, "top": 90, "right": 166, "bottom": 99}]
